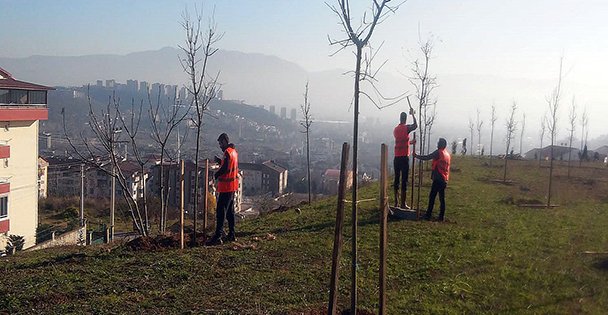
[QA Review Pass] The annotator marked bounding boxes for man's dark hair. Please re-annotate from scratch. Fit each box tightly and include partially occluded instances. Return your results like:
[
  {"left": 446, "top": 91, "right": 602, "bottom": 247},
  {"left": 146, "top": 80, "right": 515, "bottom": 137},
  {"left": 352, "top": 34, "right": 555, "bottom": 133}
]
[
  {"left": 217, "top": 133, "right": 229, "bottom": 143},
  {"left": 400, "top": 112, "right": 407, "bottom": 123},
  {"left": 438, "top": 138, "right": 447, "bottom": 149}
]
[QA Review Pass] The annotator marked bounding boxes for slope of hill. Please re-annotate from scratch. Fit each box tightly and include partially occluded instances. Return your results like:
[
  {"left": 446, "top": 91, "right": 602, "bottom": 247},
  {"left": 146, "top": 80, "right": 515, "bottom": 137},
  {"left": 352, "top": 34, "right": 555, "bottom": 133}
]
[{"left": 2, "top": 158, "right": 608, "bottom": 313}]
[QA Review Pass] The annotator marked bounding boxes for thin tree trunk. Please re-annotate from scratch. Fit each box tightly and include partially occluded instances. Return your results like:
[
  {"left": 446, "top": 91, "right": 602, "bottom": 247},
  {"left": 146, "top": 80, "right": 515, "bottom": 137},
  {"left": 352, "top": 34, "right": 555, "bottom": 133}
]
[{"left": 350, "top": 44, "right": 362, "bottom": 314}]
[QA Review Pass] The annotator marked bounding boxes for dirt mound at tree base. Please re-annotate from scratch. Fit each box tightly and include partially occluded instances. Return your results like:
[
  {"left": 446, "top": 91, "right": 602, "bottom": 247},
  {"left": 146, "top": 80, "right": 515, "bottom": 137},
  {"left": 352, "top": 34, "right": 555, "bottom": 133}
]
[{"left": 126, "top": 234, "right": 193, "bottom": 251}]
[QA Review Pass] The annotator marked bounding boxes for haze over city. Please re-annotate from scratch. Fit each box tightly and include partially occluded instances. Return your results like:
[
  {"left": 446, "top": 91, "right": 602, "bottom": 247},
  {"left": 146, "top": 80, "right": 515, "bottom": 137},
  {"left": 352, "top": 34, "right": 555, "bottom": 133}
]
[{"left": 1, "top": 0, "right": 607, "bottom": 148}]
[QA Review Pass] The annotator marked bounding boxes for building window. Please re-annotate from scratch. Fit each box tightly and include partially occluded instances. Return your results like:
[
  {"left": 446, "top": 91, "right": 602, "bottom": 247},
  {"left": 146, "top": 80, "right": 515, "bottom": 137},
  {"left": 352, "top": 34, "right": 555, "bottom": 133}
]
[
  {"left": 0, "top": 196, "right": 7, "bottom": 219},
  {"left": 29, "top": 91, "right": 47, "bottom": 104},
  {"left": 0, "top": 89, "right": 8, "bottom": 103},
  {"left": 0, "top": 89, "right": 47, "bottom": 105},
  {"left": 10, "top": 90, "right": 28, "bottom": 104}
]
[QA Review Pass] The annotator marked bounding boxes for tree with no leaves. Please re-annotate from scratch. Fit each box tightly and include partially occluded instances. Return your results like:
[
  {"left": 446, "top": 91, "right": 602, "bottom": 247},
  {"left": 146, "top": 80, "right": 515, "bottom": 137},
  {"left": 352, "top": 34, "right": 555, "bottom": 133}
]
[
  {"left": 476, "top": 108, "right": 484, "bottom": 157},
  {"left": 503, "top": 102, "right": 518, "bottom": 182},
  {"left": 519, "top": 113, "right": 526, "bottom": 156},
  {"left": 409, "top": 35, "right": 438, "bottom": 157},
  {"left": 546, "top": 59, "right": 563, "bottom": 207},
  {"left": 300, "top": 82, "right": 313, "bottom": 204},
  {"left": 538, "top": 116, "right": 546, "bottom": 167},
  {"left": 489, "top": 104, "right": 498, "bottom": 166},
  {"left": 567, "top": 97, "right": 577, "bottom": 178},
  {"left": 63, "top": 92, "right": 150, "bottom": 236},
  {"left": 327, "top": 0, "right": 403, "bottom": 311},
  {"left": 468, "top": 117, "right": 475, "bottom": 156},
  {"left": 149, "top": 86, "right": 191, "bottom": 234},
  {"left": 179, "top": 6, "right": 222, "bottom": 241},
  {"left": 579, "top": 107, "right": 589, "bottom": 167}
]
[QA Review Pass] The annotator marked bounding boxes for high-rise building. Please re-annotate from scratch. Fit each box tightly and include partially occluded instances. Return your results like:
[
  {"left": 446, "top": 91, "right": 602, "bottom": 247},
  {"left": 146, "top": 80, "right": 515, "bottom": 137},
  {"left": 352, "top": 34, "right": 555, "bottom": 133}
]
[
  {"left": 139, "top": 81, "right": 149, "bottom": 93},
  {"left": 0, "top": 67, "right": 53, "bottom": 249},
  {"left": 269, "top": 105, "right": 276, "bottom": 115},
  {"left": 280, "top": 107, "right": 287, "bottom": 119},
  {"left": 105, "top": 79, "right": 115, "bottom": 89},
  {"left": 290, "top": 108, "right": 297, "bottom": 121},
  {"left": 126, "top": 79, "right": 138, "bottom": 92},
  {"left": 96, "top": 80, "right": 103, "bottom": 87}
]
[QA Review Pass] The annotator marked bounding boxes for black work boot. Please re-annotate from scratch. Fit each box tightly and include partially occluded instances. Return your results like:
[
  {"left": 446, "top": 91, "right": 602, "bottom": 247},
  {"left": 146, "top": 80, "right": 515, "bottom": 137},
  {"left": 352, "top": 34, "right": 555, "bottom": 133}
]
[
  {"left": 225, "top": 232, "right": 237, "bottom": 242},
  {"left": 205, "top": 234, "right": 223, "bottom": 246},
  {"left": 422, "top": 211, "right": 432, "bottom": 221},
  {"left": 400, "top": 188, "right": 410, "bottom": 209},
  {"left": 393, "top": 188, "right": 399, "bottom": 207}
]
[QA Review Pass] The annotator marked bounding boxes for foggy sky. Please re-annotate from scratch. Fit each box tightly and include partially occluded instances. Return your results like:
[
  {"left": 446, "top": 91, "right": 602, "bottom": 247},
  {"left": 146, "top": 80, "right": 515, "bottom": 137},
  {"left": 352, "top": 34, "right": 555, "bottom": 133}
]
[{"left": 1, "top": 0, "right": 606, "bottom": 144}]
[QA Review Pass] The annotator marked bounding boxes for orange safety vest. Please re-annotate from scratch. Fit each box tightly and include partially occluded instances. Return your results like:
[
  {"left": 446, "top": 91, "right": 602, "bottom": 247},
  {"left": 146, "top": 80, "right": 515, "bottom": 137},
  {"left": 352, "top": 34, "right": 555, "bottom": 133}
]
[
  {"left": 218, "top": 147, "right": 239, "bottom": 193},
  {"left": 432, "top": 148, "right": 451, "bottom": 182},
  {"left": 393, "top": 124, "right": 410, "bottom": 157}
]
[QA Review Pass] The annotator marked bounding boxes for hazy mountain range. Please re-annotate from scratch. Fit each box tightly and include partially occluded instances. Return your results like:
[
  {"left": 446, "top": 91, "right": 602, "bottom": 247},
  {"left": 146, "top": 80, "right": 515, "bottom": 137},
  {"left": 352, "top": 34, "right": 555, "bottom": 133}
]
[{"left": 1, "top": 47, "right": 605, "bottom": 150}]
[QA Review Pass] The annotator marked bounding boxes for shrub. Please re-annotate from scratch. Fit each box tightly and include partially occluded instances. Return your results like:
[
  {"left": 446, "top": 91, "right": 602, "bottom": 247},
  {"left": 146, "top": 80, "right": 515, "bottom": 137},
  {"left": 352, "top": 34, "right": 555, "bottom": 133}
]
[{"left": 5, "top": 234, "right": 25, "bottom": 254}]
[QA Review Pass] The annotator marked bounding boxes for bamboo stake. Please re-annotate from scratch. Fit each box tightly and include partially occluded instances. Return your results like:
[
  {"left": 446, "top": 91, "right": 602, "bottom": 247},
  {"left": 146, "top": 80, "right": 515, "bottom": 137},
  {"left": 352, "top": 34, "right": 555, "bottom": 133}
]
[{"left": 180, "top": 159, "right": 185, "bottom": 249}]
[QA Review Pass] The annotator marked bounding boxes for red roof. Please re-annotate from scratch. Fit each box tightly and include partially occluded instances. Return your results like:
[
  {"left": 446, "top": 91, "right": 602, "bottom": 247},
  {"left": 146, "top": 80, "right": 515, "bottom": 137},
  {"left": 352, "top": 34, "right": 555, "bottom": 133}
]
[{"left": 0, "top": 67, "right": 54, "bottom": 91}]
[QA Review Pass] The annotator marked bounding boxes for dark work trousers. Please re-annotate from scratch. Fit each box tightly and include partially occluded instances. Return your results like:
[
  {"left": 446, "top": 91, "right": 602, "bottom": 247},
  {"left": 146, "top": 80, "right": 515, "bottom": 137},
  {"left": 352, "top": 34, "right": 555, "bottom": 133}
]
[
  {"left": 393, "top": 156, "right": 410, "bottom": 190},
  {"left": 215, "top": 191, "right": 235, "bottom": 237},
  {"left": 426, "top": 180, "right": 447, "bottom": 218}
]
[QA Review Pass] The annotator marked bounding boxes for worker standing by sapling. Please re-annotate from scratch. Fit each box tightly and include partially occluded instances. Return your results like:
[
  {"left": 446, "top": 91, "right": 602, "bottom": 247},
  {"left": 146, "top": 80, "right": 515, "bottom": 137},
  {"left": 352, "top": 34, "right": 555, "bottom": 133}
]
[
  {"left": 393, "top": 108, "right": 417, "bottom": 209},
  {"left": 206, "top": 133, "right": 239, "bottom": 246},
  {"left": 414, "top": 138, "right": 451, "bottom": 221}
]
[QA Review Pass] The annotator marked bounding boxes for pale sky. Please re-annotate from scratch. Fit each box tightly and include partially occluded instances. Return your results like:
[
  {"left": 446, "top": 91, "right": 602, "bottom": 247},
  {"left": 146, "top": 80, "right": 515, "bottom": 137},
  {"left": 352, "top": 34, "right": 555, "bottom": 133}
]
[{"left": 1, "top": 0, "right": 606, "bottom": 142}]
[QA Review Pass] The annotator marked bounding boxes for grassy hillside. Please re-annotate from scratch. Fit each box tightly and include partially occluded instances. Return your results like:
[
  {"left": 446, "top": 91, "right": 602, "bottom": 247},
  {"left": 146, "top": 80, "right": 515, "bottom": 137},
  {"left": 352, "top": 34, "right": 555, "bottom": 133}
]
[{"left": 2, "top": 157, "right": 608, "bottom": 314}]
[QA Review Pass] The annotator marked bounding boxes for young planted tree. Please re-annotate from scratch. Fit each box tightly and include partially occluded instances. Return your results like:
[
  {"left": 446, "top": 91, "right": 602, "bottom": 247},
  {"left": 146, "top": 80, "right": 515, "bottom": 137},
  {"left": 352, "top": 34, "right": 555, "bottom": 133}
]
[
  {"left": 149, "top": 86, "right": 190, "bottom": 233},
  {"left": 489, "top": 105, "right": 498, "bottom": 166},
  {"left": 567, "top": 97, "right": 577, "bottom": 178},
  {"left": 468, "top": 117, "right": 475, "bottom": 156},
  {"left": 328, "top": 0, "right": 402, "bottom": 311},
  {"left": 425, "top": 104, "right": 437, "bottom": 155},
  {"left": 409, "top": 36, "right": 438, "bottom": 156},
  {"left": 519, "top": 113, "right": 526, "bottom": 156},
  {"left": 63, "top": 93, "right": 150, "bottom": 236},
  {"left": 300, "top": 82, "right": 313, "bottom": 204},
  {"left": 503, "top": 103, "right": 518, "bottom": 182},
  {"left": 579, "top": 107, "right": 589, "bottom": 166},
  {"left": 179, "top": 7, "right": 222, "bottom": 240},
  {"left": 476, "top": 108, "right": 484, "bottom": 157},
  {"left": 538, "top": 116, "right": 546, "bottom": 167},
  {"left": 546, "top": 59, "right": 563, "bottom": 207}
]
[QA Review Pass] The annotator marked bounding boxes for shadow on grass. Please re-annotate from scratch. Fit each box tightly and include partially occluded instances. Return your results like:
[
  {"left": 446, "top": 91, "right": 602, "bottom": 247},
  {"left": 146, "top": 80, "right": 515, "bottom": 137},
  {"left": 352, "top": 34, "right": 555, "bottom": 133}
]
[
  {"left": 592, "top": 259, "right": 608, "bottom": 271},
  {"left": 271, "top": 216, "right": 382, "bottom": 235},
  {"left": 14, "top": 252, "right": 88, "bottom": 270}
]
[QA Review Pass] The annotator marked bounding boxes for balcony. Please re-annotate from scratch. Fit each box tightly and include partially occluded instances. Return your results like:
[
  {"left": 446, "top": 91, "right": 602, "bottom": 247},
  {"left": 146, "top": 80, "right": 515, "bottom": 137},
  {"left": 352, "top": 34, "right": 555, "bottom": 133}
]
[
  {"left": 0, "top": 85, "right": 50, "bottom": 122},
  {"left": 0, "top": 143, "right": 8, "bottom": 159}
]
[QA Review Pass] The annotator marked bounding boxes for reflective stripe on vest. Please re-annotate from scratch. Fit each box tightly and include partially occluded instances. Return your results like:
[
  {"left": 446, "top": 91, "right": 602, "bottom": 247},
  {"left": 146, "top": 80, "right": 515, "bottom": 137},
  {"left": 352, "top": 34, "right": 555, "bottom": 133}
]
[
  {"left": 393, "top": 124, "right": 410, "bottom": 157},
  {"left": 432, "top": 148, "right": 451, "bottom": 181},
  {"left": 218, "top": 147, "right": 239, "bottom": 192}
]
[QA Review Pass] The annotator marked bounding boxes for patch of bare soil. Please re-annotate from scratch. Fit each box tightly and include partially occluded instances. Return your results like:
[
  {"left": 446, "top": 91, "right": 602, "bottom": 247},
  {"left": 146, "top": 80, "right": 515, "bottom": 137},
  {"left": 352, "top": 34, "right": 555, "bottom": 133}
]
[{"left": 126, "top": 234, "right": 192, "bottom": 251}]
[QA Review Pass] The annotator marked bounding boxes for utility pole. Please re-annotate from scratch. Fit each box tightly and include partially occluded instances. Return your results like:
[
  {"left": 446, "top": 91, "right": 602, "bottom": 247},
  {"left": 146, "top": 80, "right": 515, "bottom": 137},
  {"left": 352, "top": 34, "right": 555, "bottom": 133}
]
[{"left": 80, "top": 164, "right": 85, "bottom": 226}]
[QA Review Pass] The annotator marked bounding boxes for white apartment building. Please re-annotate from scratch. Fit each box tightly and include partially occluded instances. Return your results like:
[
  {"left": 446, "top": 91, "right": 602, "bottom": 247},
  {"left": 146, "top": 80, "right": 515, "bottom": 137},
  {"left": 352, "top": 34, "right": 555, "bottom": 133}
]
[{"left": 0, "top": 67, "right": 52, "bottom": 249}]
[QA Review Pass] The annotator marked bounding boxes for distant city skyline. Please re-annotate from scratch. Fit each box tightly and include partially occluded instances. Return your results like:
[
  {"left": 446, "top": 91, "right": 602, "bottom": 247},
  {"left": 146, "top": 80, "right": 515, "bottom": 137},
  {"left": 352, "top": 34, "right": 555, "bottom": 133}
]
[{"left": 1, "top": 0, "right": 607, "bottom": 139}]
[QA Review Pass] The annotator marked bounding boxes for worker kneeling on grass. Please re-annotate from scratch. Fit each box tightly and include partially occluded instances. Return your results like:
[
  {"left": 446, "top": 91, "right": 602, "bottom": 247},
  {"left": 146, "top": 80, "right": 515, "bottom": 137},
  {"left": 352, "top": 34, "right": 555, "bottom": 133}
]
[{"left": 414, "top": 137, "right": 451, "bottom": 221}]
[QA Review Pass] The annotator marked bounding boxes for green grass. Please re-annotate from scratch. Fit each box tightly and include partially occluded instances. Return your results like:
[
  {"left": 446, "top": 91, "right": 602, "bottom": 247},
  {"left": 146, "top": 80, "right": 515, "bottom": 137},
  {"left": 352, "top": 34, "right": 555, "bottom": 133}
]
[{"left": 3, "top": 157, "right": 608, "bottom": 314}]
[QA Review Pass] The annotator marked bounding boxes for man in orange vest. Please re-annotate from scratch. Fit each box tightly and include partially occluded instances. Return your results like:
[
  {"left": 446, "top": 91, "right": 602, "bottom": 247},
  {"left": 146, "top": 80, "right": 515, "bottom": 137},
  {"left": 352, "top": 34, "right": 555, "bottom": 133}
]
[
  {"left": 206, "top": 133, "right": 239, "bottom": 246},
  {"left": 393, "top": 109, "right": 417, "bottom": 209},
  {"left": 414, "top": 138, "right": 451, "bottom": 221}
]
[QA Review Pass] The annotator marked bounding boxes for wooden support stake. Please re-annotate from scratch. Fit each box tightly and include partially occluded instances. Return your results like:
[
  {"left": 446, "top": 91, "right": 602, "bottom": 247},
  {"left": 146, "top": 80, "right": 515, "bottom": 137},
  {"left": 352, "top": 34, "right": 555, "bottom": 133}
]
[
  {"left": 180, "top": 159, "right": 185, "bottom": 249},
  {"left": 328, "top": 142, "right": 350, "bottom": 315},
  {"left": 203, "top": 158, "right": 209, "bottom": 235},
  {"left": 379, "top": 144, "right": 388, "bottom": 315},
  {"left": 411, "top": 132, "right": 417, "bottom": 218}
]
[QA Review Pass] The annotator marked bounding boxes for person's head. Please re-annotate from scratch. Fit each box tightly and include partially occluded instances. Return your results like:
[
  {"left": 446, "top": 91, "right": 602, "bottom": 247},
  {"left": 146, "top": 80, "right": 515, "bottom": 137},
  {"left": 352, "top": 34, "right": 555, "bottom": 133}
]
[
  {"left": 399, "top": 112, "right": 407, "bottom": 124},
  {"left": 217, "top": 133, "right": 230, "bottom": 150},
  {"left": 437, "top": 138, "right": 447, "bottom": 149}
]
